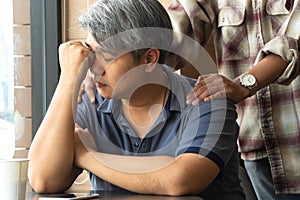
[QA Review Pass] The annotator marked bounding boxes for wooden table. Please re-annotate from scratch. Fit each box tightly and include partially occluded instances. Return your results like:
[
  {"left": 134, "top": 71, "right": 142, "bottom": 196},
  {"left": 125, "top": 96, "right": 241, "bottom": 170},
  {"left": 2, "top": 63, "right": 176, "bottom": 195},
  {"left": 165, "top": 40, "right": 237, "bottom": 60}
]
[{"left": 26, "top": 190, "right": 204, "bottom": 200}]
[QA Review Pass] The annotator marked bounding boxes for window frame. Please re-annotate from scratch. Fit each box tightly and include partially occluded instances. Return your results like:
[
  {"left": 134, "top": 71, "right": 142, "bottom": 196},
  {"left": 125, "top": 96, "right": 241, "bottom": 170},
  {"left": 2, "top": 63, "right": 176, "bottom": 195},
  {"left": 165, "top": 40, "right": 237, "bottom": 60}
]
[{"left": 30, "top": 0, "right": 62, "bottom": 136}]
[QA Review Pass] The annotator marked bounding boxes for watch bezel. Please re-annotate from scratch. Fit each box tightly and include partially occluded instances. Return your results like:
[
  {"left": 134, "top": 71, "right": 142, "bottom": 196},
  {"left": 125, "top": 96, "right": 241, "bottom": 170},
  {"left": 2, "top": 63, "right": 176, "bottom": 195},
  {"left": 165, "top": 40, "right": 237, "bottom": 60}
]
[
  {"left": 238, "top": 73, "right": 258, "bottom": 96},
  {"left": 240, "top": 73, "right": 256, "bottom": 87}
]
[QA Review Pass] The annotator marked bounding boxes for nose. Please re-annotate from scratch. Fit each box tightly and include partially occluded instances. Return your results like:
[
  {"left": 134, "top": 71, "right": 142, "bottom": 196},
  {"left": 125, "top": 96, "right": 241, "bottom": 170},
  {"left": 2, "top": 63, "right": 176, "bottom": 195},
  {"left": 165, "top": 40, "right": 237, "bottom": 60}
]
[
  {"left": 89, "top": 58, "right": 105, "bottom": 77},
  {"left": 90, "top": 64, "right": 105, "bottom": 76}
]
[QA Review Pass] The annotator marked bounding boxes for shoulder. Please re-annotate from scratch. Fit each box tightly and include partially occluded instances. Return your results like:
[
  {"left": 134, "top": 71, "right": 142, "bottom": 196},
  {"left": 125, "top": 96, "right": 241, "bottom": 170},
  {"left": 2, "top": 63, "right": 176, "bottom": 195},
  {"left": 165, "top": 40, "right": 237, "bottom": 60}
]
[
  {"left": 163, "top": 65, "right": 197, "bottom": 98},
  {"left": 191, "top": 98, "right": 237, "bottom": 119}
]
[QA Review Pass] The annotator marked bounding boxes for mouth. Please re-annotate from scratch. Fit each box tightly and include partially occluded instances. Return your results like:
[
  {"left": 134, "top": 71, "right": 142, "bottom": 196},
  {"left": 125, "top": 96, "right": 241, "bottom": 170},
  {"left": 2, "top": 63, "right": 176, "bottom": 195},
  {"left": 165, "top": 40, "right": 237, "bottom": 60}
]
[{"left": 95, "top": 81, "right": 107, "bottom": 88}]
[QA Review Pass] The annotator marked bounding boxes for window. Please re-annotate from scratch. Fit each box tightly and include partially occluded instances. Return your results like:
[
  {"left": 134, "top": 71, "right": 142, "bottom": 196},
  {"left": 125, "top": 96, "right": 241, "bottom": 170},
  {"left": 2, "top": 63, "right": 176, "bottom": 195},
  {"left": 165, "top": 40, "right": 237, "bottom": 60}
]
[
  {"left": 0, "top": 1, "right": 15, "bottom": 158},
  {"left": 0, "top": 1, "right": 13, "bottom": 123},
  {"left": 31, "top": 0, "right": 61, "bottom": 135},
  {"left": 0, "top": 0, "right": 61, "bottom": 158}
]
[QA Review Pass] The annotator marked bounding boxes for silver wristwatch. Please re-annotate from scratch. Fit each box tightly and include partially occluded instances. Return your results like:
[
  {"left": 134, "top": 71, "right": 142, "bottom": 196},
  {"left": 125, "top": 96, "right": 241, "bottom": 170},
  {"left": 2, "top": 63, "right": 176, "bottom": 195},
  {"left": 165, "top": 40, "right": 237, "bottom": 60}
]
[{"left": 238, "top": 73, "right": 258, "bottom": 96}]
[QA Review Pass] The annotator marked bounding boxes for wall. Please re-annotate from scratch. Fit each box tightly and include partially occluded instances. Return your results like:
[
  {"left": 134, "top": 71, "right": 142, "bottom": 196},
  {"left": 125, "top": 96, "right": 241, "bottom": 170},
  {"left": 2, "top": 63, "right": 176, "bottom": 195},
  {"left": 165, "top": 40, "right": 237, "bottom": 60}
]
[
  {"left": 63, "top": 0, "right": 97, "bottom": 41},
  {"left": 13, "top": 0, "right": 31, "bottom": 158},
  {"left": 63, "top": 0, "right": 175, "bottom": 40}
]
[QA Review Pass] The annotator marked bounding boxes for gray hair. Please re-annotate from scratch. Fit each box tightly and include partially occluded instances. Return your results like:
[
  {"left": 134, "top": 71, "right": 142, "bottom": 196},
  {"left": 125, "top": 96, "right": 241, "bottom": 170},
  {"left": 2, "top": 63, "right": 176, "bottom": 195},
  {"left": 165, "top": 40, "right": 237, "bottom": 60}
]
[{"left": 79, "top": 0, "right": 173, "bottom": 63}]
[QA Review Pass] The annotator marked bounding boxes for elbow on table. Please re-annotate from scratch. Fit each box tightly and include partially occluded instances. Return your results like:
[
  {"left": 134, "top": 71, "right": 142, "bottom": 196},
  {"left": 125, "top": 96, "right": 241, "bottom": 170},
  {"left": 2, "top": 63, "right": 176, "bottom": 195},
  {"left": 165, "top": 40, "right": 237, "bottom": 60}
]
[
  {"left": 28, "top": 169, "right": 70, "bottom": 194},
  {"left": 162, "top": 175, "right": 207, "bottom": 196},
  {"left": 164, "top": 182, "right": 206, "bottom": 196},
  {"left": 152, "top": 163, "right": 213, "bottom": 196}
]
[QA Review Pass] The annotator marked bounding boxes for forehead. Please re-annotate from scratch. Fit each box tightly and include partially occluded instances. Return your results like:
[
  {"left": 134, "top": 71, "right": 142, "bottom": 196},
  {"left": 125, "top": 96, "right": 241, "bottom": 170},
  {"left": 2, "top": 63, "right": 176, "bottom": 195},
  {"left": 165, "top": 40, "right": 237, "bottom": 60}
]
[
  {"left": 85, "top": 33, "right": 136, "bottom": 62},
  {"left": 86, "top": 33, "right": 132, "bottom": 58},
  {"left": 86, "top": 34, "right": 100, "bottom": 49}
]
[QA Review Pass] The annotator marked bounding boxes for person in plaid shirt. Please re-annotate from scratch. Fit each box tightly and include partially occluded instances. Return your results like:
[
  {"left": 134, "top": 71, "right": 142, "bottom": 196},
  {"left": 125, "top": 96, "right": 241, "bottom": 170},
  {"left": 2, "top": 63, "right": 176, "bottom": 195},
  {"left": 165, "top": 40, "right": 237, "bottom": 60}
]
[{"left": 166, "top": 0, "right": 300, "bottom": 199}]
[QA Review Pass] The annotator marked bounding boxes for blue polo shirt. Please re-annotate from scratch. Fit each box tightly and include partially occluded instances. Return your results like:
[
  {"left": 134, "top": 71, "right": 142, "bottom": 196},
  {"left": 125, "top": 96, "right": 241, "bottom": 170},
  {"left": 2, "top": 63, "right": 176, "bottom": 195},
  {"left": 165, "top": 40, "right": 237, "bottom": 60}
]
[{"left": 76, "top": 66, "right": 245, "bottom": 199}]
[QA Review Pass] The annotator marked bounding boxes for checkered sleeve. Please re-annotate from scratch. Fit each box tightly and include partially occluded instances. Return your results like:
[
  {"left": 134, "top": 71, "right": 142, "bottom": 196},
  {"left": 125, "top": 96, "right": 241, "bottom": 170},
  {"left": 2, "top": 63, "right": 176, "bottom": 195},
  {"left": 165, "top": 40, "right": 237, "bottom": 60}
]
[
  {"left": 167, "top": 0, "right": 216, "bottom": 69},
  {"left": 254, "top": 0, "right": 300, "bottom": 85},
  {"left": 284, "top": 0, "right": 300, "bottom": 40},
  {"left": 255, "top": 36, "right": 299, "bottom": 85}
]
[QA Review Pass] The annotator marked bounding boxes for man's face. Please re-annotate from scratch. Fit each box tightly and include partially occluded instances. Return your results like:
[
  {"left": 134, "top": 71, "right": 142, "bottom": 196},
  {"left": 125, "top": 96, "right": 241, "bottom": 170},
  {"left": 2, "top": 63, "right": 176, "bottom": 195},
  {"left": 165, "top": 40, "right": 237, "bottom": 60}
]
[{"left": 85, "top": 34, "right": 141, "bottom": 99}]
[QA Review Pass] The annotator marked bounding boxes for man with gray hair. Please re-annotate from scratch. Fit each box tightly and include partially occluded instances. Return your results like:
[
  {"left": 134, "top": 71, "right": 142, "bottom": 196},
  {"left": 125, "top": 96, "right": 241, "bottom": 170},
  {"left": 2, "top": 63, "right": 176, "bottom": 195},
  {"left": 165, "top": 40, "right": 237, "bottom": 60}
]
[{"left": 28, "top": 1, "right": 244, "bottom": 199}]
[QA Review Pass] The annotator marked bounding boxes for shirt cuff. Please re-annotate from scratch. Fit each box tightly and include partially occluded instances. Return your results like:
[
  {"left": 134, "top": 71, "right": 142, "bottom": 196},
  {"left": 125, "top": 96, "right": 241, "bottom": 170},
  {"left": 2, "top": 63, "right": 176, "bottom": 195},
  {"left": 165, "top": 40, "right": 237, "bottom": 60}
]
[{"left": 255, "top": 36, "right": 300, "bottom": 85}]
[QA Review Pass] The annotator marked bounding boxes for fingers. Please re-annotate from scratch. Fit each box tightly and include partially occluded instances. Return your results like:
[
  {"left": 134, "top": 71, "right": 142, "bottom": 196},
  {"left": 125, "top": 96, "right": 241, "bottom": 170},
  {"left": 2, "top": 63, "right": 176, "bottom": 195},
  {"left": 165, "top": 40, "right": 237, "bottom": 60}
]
[
  {"left": 59, "top": 41, "right": 92, "bottom": 61},
  {"left": 186, "top": 73, "right": 249, "bottom": 105},
  {"left": 77, "top": 81, "right": 86, "bottom": 104},
  {"left": 74, "top": 126, "right": 97, "bottom": 151},
  {"left": 191, "top": 87, "right": 226, "bottom": 105},
  {"left": 85, "top": 77, "right": 96, "bottom": 103},
  {"left": 188, "top": 85, "right": 224, "bottom": 105},
  {"left": 77, "top": 77, "right": 96, "bottom": 104},
  {"left": 59, "top": 41, "right": 94, "bottom": 77},
  {"left": 66, "top": 40, "right": 90, "bottom": 50},
  {"left": 186, "top": 74, "right": 226, "bottom": 105},
  {"left": 72, "top": 41, "right": 92, "bottom": 57}
]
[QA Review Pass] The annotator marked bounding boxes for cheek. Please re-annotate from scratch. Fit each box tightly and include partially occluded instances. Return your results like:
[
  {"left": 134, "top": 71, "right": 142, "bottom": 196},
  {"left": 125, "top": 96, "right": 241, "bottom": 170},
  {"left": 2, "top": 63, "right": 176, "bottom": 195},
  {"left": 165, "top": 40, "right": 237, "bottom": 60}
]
[
  {"left": 106, "top": 70, "right": 123, "bottom": 90},
  {"left": 106, "top": 65, "right": 135, "bottom": 98},
  {"left": 106, "top": 61, "right": 129, "bottom": 79}
]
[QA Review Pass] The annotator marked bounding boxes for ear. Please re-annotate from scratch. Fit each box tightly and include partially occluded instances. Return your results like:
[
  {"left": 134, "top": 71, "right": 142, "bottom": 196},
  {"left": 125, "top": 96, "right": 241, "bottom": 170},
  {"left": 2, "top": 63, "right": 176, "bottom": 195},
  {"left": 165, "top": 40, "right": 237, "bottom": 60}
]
[{"left": 144, "top": 48, "right": 160, "bottom": 73}]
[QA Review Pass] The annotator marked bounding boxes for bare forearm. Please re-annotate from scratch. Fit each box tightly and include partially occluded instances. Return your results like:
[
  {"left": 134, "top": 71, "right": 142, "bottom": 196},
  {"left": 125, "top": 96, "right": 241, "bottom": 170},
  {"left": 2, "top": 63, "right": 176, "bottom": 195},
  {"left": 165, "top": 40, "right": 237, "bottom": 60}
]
[
  {"left": 28, "top": 41, "right": 91, "bottom": 193},
  {"left": 186, "top": 54, "right": 290, "bottom": 104},
  {"left": 78, "top": 152, "right": 218, "bottom": 195},
  {"left": 28, "top": 79, "right": 77, "bottom": 192},
  {"left": 89, "top": 153, "right": 174, "bottom": 195},
  {"left": 247, "top": 54, "right": 288, "bottom": 90},
  {"left": 228, "top": 54, "right": 289, "bottom": 101}
]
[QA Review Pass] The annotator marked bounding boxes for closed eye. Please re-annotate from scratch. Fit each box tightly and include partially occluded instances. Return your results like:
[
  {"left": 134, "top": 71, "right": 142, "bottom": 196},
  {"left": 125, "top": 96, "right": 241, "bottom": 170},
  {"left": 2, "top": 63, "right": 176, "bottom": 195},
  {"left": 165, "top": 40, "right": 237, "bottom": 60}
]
[
  {"left": 103, "top": 57, "right": 114, "bottom": 62},
  {"left": 84, "top": 41, "right": 95, "bottom": 53}
]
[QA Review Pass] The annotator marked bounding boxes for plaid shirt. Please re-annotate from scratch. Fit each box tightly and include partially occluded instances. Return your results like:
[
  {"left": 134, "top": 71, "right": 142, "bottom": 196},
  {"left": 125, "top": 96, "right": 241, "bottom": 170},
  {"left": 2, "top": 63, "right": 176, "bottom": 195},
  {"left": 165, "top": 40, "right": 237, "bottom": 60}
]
[
  {"left": 167, "top": 0, "right": 300, "bottom": 194},
  {"left": 284, "top": 0, "right": 300, "bottom": 39}
]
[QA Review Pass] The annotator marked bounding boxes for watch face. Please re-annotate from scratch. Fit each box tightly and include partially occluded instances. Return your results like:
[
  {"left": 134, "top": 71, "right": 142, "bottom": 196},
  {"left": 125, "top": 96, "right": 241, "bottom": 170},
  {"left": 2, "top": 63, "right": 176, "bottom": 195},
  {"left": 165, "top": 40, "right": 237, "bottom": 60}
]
[{"left": 241, "top": 74, "right": 256, "bottom": 86}]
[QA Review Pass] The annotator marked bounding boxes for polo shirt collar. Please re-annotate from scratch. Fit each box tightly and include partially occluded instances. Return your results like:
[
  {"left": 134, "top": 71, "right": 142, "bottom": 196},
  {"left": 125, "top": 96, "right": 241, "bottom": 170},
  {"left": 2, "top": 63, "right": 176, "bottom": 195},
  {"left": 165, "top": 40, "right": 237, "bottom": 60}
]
[
  {"left": 96, "top": 91, "right": 180, "bottom": 115},
  {"left": 95, "top": 65, "right": 186, "bottom": 114}
]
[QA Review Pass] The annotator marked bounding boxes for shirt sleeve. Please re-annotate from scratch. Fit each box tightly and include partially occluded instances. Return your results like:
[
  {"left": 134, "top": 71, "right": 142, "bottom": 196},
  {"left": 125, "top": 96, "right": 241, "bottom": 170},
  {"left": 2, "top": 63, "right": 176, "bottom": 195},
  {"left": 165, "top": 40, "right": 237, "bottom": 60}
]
[
  {"left": 255, "top": 36, "right": 299, "bottom": 85},
  {"left": 167, "top": 0, "right": 216, "bottom": 69},
  {"left": 176, "top": 98, "right": 239, "bottom": 170},
  {"left": 254, "top": 0, "right": 300, "bottom": 85}
]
